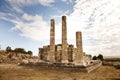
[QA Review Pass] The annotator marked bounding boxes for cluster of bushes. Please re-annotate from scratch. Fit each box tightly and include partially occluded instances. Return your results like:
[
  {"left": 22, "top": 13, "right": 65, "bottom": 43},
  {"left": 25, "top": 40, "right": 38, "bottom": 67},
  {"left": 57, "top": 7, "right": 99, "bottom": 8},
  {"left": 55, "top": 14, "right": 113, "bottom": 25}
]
[
  {"left": 92, "top": 54, "right": 103, "bottom": 61},
  {"left": 6, "top": 46, "right": 33, "bottom": 55}
]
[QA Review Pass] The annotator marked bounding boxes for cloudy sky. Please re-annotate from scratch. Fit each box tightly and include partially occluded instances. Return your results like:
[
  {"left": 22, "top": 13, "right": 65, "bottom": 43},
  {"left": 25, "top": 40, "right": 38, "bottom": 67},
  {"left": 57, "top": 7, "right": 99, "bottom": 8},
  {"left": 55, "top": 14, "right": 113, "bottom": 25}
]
[{"left": 0, "top": 0, "right": 120, "bottom": 56}]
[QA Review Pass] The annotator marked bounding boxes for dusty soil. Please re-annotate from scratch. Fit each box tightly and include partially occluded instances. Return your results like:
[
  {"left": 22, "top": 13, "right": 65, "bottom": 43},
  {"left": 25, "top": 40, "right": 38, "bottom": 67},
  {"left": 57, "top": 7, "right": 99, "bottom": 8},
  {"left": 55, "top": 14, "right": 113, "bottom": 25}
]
[{"left": 0, "top": 63, "right": 120, "bottom": 80}]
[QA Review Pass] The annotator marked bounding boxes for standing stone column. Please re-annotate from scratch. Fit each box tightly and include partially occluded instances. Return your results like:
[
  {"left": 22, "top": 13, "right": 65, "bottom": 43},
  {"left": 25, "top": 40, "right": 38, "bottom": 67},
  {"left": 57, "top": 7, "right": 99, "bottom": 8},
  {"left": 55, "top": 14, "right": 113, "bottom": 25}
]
[
  {"left": 61, "top": 16, "right": 68, "bottom": 63},
  {"left": 47, "top": 19, "right": 55, "bottom": 63},
  {"left": 74, "top": 31, "right": 83, "bottom": 65}
]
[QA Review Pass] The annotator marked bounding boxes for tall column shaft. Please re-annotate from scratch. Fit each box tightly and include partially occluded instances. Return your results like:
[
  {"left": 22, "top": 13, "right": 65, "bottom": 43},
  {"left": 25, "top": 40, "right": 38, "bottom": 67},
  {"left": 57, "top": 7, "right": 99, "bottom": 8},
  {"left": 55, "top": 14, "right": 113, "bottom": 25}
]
[
  {"left": 74, "top": 31, "right": 83, "bottom": 65},
  {"left": 62, "top": 16, "right": 68, "bottom": 63},
  {"left": 48, "top": 19, "right": 55, "bottom": 63}
]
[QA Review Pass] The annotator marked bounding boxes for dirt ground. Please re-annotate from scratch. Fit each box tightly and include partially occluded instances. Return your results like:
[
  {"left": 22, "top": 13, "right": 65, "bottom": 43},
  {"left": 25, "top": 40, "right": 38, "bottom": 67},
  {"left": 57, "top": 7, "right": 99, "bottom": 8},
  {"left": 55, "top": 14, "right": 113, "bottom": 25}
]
[{"left": 0, "top": 63, "right": 120, "bottom": 80}]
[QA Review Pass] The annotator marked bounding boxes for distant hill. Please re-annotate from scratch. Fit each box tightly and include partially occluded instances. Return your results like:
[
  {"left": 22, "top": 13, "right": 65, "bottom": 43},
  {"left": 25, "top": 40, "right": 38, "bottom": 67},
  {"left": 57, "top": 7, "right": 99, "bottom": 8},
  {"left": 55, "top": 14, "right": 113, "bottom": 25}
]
[
  {"left": 103, "top": 56, "right": 120, "bottom": 61},
  {"left": 104, "top": 56, "right": 120, "bottom": 59}
]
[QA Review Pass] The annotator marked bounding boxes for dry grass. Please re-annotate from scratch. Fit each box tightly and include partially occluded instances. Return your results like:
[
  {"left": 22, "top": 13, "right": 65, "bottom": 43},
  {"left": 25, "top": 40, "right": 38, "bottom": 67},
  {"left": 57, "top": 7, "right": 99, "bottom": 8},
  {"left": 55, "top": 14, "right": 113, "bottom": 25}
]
[{"left": 0, "top": 63, "right": 120, "bottom": 80}]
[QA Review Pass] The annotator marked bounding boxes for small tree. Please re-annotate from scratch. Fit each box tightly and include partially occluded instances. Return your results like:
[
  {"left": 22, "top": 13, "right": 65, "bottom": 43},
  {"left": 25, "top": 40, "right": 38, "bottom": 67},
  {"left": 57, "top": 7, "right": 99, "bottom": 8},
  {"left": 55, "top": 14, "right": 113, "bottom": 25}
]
[
  {"left": 27, "top": 51, "right": 33, "bottom": 55},
  {"left": 92, "top": 56, "right": 97, "bottom": 60},
  {"left": 14, "top": 48, "right": 26, "bottom": 54},
  {"left": 97, "top": 54, "right": 103, "bottom": 61},
  {"left": 6, "top": 46, "right": 12, "bottom": 52}
]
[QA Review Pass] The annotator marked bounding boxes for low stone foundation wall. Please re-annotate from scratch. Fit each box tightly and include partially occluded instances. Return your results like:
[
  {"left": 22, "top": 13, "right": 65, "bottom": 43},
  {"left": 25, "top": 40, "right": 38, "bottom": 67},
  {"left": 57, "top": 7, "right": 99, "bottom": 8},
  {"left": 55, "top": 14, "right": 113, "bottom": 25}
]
[
  {"left": 20, "top": 60, "right": 102, "bottom": 73},
  {"left": 86, "top": 61, "right": 102, "bottom": 73}
]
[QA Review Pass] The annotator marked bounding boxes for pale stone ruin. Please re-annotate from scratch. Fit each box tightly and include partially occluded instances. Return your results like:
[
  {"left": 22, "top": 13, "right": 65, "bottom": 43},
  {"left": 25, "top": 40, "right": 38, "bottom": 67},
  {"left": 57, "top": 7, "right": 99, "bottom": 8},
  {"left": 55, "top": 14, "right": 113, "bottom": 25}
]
[
  {"left": 0, "top": 49, "right": 38, "bottom": 64},
  {"left": 14, "top": 16, "right": 101, "bottom": 73},
  {"left": 0, "top": 16, "right": 101, "bottom": 72},
  {"left": 38, "top": 16, "right": 92, "bottom": 66}
]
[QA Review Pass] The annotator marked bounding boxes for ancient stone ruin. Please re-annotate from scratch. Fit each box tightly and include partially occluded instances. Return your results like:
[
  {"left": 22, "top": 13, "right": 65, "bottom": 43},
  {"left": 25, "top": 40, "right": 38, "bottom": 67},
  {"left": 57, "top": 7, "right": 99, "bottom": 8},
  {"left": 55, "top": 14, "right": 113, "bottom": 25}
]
[
  {"left": 13, "top": 16, "right": 101, "bottom": 73},
  {"left": 0, "top": 49, "right": 38, "bottom": 64},
  {"left": 38, "top": 16, "right": 92, "bottom": 66}
]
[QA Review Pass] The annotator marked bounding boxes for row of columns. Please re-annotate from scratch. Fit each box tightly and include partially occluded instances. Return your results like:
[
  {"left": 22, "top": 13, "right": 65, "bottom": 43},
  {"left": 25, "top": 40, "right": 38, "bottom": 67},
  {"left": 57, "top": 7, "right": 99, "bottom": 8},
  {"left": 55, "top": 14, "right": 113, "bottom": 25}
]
[{"left": 48, "top": 16, "right": 83, "bottom": 65}]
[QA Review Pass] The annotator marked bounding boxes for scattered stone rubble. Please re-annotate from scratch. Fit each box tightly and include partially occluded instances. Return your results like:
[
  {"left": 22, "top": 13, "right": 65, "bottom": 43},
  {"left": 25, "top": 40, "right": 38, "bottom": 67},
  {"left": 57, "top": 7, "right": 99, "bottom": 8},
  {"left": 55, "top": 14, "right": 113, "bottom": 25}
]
[{"left": 0, "top": 50, "right": 38, "bottom": 64}]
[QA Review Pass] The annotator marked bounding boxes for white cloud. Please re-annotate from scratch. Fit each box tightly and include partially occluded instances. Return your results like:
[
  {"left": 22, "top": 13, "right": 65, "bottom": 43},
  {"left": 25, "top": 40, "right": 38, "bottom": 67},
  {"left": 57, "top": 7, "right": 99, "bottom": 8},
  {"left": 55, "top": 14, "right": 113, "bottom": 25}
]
[
  {"left": 11, "top": 13, "right": 50, "bottom": 41},
  {"left": 61, "top": 0, "right": 75, "bottom": 4},
  {"left": 2, "top": 0, "right": 120, "bottom": 56},
  {"left": 65, "top": 0, "right": 120, "bottom": 56},
  {"left": 8, "top": 0, "right": 55, "bottom": 6},
  {"left": 83, "top": 24, "right": 120, "bottom": 56},
  {"left": 38, "top": 0, "right": 55, "bottom": 6},
  {"left": 61, "top": 0, "right": 67, "bottom": 2},
  {"left": 22, "top": 13, "right": 43, "bottom": 21},
  {"left": 7, "top": 0, "right": 55, "bottom": 13}
]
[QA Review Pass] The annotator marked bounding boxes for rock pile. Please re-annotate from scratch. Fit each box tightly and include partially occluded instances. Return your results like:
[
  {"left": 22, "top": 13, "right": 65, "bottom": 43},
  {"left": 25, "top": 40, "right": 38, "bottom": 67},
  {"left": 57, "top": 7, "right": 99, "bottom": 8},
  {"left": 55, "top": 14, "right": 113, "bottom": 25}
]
[{"left": 0, "top": 50, "right": 38, "bottom": 64}]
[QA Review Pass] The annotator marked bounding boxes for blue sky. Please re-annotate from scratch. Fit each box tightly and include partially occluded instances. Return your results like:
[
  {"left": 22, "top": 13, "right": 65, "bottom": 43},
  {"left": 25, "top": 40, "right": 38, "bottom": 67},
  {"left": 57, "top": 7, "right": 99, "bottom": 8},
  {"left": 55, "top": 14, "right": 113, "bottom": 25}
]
[{"left": 0, "top": 0, "right": 120, "bottom": 56}]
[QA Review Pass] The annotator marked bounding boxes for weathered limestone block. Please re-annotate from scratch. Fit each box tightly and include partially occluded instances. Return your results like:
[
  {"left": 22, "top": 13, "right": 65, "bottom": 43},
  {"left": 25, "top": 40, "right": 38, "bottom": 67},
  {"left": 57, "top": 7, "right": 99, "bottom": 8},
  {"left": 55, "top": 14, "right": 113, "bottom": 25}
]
[
  {"left": 83, "top": 53, "right": 92, "bottom": 66},
  {"left": 68, "top": 45, "right": 74, "bottom": 62},
  {"left": 39, "top": 48, "right": 44, "bottom": 60},
  {"left": 43, "top": 46, "right": 49, "bottom": 61},
  {"left": 0, "top": 50, "right": 5, "bottom": 58},
  {"left": 56, "top": 45, "right": 62, "bottom": 62}
]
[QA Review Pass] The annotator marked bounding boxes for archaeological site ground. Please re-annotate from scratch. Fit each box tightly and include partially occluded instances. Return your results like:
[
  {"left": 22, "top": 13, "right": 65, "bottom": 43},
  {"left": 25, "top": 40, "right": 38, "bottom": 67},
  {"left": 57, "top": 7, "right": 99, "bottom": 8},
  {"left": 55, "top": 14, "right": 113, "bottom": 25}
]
[{"left": 0, "top": 63, "right": 120, "bottom": 80}]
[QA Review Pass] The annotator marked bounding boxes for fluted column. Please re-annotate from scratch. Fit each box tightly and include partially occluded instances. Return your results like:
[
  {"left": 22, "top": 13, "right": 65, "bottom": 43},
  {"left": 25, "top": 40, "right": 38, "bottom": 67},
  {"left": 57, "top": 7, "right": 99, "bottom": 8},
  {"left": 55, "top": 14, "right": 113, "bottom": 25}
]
[
  {"left": 61, "top": 16, "right": 68, "bottom": 63},
  {"left": 74, "top": 31, "right": 83, "bottom": 65},
  {"left": 47, "top": 19, "right": 55, "bottom": 63}
]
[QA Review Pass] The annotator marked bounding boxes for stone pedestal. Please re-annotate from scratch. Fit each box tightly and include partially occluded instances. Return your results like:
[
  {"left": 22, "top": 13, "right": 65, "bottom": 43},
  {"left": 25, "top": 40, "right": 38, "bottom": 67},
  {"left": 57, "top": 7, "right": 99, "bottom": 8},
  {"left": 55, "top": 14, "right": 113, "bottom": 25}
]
[
  {"left": 61, "top": 16, "right": 68, "bottom": 63},
  {"left": 74, "top": 32, "right": 83, "bottom": 65},
  {"left": 47, "top": 19, "right": 55, "bottom": 63}
]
